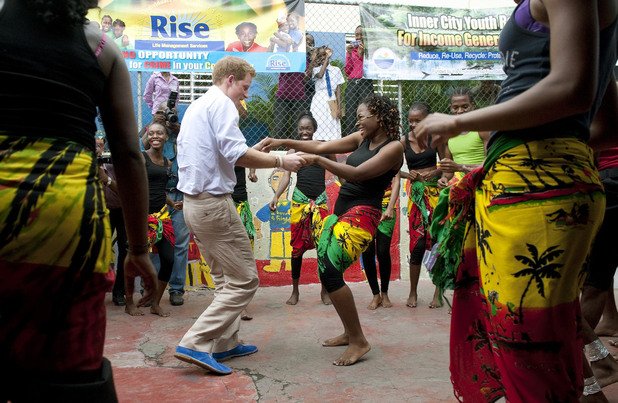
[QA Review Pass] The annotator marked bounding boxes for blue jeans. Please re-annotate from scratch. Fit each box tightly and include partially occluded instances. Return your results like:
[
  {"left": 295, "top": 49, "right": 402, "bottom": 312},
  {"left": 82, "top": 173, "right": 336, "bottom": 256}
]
[{"left": 151, "top": 190, "right": 190, "bottom": 295}]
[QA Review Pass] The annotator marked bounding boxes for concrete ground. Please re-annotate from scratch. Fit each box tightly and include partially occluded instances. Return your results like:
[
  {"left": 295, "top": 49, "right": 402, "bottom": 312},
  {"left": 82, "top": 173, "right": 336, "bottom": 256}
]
[{"left": 104, "top": 280, "right": 618, "bottom": 402}]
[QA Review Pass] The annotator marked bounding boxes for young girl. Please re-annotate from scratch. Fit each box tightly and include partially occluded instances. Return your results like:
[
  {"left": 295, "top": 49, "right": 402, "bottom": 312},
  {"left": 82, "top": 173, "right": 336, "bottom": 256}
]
[
  {"left": 401, "top": 102, "right": 446, "bottom": 309},
  {"left": 264, "top": 95, "right": 404, "bottom": 366},
  {"left": 269, "top": 111, "right": 336, "bottom": 305},
  {"left": 126, "top": 122, "right": 182, "bottom": 317},
  {"left": 416, "top": 0, "right": 618, "bottom": 400}
]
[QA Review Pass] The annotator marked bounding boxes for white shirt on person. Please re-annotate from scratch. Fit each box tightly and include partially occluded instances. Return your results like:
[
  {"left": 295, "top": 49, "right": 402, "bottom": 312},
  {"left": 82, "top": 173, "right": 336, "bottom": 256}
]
[{"left": 177, "top": 85, "right": 248, "bottom": 195}]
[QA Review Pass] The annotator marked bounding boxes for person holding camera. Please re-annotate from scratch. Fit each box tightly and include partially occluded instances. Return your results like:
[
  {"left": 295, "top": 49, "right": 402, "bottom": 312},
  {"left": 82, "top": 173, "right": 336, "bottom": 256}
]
[
  {"left": 140, "top": 99, "right": 190, "bottom": 307},
  {"left": 343, "top": 26, "right": 373, "bottom": 137},
  {"left": 143, "top": 71, "right": 179, "bottom": 114}
]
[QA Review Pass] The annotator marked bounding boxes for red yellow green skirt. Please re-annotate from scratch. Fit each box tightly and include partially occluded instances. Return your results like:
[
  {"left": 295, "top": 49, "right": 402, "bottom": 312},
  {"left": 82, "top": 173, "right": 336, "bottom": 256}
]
[
  {"left": 148, "top": 205, "right": 175, "bottom": 251},
  {"left": 234, "top": 199, "right": 256, "bottom": 247},
  {"left": 450, "top": 138, "right": 604, "bottom": 402},
  {"left": 407, "top": 179, "right": 440, "bottom": 253},
  {"left": 316, "top": 205, "right": 381, "bottom": 276},
  {"left": 0, "top": 135, "right": 112, "bottom": 373},
  {"left": 290, "top": 188, "right": 329, "bottom": 257}
]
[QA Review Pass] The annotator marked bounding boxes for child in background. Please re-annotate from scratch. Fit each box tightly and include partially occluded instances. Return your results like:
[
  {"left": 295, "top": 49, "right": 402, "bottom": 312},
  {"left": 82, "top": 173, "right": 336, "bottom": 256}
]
[{"left": 268, "top": 20, "right": 293, "bottom": 52}]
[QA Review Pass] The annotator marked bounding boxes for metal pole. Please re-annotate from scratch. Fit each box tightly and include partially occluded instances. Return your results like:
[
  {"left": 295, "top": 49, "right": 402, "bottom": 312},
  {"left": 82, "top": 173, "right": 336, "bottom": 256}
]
[
  {"left": 398, "top": 80, "right": 403, "bottom": 130},
  {"left": 137, "top": 71, "right": 143, "bottom": 129}
]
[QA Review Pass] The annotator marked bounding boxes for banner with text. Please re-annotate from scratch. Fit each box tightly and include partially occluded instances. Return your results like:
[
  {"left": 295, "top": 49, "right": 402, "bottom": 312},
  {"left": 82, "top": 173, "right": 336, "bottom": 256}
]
[
  {"left": 360, "top": 4, "right": 514, "bottom": 80},
  {"left": 89, "top": 0, "right": 306, "bottom": 73}
]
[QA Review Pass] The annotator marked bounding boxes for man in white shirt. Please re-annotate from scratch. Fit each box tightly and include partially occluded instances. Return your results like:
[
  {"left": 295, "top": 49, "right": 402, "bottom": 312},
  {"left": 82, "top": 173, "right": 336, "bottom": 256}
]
[{"left": 173, "top": 56, "right": 305, "bottom": 375}]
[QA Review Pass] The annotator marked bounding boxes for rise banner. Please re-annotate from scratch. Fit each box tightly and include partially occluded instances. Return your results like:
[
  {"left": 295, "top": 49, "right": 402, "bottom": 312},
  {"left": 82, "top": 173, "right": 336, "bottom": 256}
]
[{"left": 89, "top": 0, "right": 306, "bottom": 73}]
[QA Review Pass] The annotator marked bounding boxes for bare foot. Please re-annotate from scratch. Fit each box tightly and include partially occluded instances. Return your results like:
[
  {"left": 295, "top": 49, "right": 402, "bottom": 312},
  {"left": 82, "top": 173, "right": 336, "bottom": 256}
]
[
  {"left": 241, "top": 309, "right": 253, "bottom": 320},
  {"left": 595, "top": 323, "right": 618, "bottom": 337},
  {"left": 406, "top": 294, "right": 417, "bottom": 308},
  {"left": 591, "top": 355, "right": 618, "bottom": 388},
  {"left": 150, "top": 304, "right": 170, "bottom": 317},
  {"left": 367, "top": 295, "right": 381, "bottom": 310},
  {"left": 321, "top": 291, "right": 332, "bottom": 305},
  {"left": 381, "top": 293, "right": 392, "bottom": 308},
  {"left": 322, "top": 333, "right": 349, "bottom": 347},
  {"left": 286, "top": 292, "right": 299, "bottom": 305},
  {"left": 429, "top": 298, "right": 442, "bottom": 309},
  {"left": 333, "top": 342, "right": 371, "bottom": 366},
  {"left": 125, "top": 303, "right": 144, "bottom": 316}
]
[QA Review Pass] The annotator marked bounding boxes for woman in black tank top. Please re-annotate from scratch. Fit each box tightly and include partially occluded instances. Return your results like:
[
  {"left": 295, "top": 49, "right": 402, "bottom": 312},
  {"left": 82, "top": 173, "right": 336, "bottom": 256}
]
[
  {"left": 399, "top": 102, "right": 446, "bottom": 310},
  {"left": 135, "top": 123, "right": 183, "bottom": 318},
  {"left": 263, "top": 95, "right": 404, "bottom": 367},
  {"left": 414, "top": 1, "right": 618, "bottom": 401},
  {"left": 268, "top": 112, "right": 336, "bottom": 306}
]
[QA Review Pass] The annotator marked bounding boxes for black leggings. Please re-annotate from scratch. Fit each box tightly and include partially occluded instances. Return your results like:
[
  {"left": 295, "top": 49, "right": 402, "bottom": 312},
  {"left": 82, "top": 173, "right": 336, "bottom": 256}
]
[
  {"left": 154, "top": 237, "right": 174, "bottom": 283},
  {"left": 361, "top": 231, "right": 393, "bottom": 295},
  {"left": 410, "top": 235, "right": 426, "bottom": 265},
  {"left": 291, "top": 254, "right": 304, "bottom": 280}
]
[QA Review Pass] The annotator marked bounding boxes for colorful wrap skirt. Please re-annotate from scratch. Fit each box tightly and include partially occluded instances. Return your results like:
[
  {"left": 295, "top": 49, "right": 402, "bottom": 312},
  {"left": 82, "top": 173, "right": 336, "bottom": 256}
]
[
  {"left": 0, "top": 135, "right": 112, "bottom": 374},
  {"left": 450, "top": 138, "right": 604, "bottom": 402},
  {"left": 290, "top": 188, "right": 328, "bottom": 257},
  {"left": 147, "top": 205, "right": 175, "bottom": 251},
  {"left": 407, "top": 179, "right": 440, "bottom": 253},
  {"left": 234, "top": 199, "right": 256, "bottom": 245},
  {"left": 316, "top": 205, "right": 381, "bottom": 277},
  {"left": 376, "top": 187, "right": 397, "bottom": 237}
]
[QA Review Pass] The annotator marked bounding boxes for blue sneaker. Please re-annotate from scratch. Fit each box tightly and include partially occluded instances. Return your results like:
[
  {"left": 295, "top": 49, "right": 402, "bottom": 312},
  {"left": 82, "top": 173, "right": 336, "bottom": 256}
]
[
  {"left": 212, "top": 344, "right": 258, "bottom": 361},
  {"left": 174, "top": 346, "right": 232, "bottom": 375}
]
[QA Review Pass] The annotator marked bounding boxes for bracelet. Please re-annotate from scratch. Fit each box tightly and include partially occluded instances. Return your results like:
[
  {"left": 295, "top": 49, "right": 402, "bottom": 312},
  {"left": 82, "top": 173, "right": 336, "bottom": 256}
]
[
  {"left": 585, "top": 339, "right": 610, "bottom": 362},
  {"left": 106, "top": 176, "right": 112, "bottom": 186},
  {"left": 275, "top": 154, "right": 282, "bottom": 169},
  {"left": 126, "top": 243, "right": 150, "bottom": 254},
  {"left": 583, "top": 376, "right": 602, "bottom": 396}
]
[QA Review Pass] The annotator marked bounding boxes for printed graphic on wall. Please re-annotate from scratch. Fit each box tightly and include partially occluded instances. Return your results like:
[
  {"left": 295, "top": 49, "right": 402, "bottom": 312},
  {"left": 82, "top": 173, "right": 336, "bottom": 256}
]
[
  {"left": 360, "top": 4, "right": 514, "bottom": 80},
  {"left": 90, "top": 0, "right": 306, "bottom": 72}
]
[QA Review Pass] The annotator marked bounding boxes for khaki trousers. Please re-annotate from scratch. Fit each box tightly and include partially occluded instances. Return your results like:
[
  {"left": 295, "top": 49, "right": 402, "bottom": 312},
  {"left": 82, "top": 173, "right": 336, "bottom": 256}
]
[{"left": 179, "top": 192, "right": 259, "bottom": 353}]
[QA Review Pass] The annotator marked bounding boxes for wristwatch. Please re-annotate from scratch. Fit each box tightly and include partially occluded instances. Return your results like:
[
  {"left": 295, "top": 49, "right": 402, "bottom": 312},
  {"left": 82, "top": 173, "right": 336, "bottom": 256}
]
[{"left": 106, "top": 176, "right": 112, "bottom": 186}]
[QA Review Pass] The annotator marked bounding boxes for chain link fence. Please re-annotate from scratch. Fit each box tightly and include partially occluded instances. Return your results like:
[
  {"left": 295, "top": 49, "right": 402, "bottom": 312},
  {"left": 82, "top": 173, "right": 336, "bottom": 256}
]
[{"left": 132, "top": 1, "right": 501, "bottom": 144}]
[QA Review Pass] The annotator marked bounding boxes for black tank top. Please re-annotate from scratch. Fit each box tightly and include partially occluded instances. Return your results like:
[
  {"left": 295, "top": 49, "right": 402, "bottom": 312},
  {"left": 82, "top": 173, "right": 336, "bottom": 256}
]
[
  {"left": 336, "top": 138, "right": 400, "bottom": 214},
  {"left": 490, "top": 4, "right": 618, "bottom": 148},
  {"left": 144, "top": 152, "right": 169, "bottom": 214},
  {"left": 0, "top": 0, "right": 105, "bottom": 152},
  {"left": 296, "top": 163, "right": 326, "bottom": 200},
  {"left": 404, "top": 133, "right": 437, "bottom": 170},
  {"left": 232, "top": 166, "right": 248, "bottom": 203}
]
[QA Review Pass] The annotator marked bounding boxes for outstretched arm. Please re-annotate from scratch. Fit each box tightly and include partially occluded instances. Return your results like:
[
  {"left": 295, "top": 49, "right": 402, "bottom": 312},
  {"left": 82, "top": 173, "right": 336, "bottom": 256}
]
[
  {"left": 263, "top": 131, "right": 363, "bottom": 155},
  {"left": 302, "top": 141, "right": 404, "bottom": 183},
  {"left": 416, "top": 0, "right": 601, "bottom": 149}
]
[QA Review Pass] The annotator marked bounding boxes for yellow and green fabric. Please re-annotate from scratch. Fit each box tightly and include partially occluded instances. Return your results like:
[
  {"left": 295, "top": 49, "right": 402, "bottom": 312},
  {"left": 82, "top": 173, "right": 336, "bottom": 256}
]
[
  {"left": 0, "top": 135, "right": 112, "bottom": 373},
  {"left": 290, "top": 187, "right": 328, "bottom": 257},
  {"left": 316, "top": 205, "right": 381, "bottom": 277},
  {"left": 447, "top": 137, "right": 604, "bottom": 402}
]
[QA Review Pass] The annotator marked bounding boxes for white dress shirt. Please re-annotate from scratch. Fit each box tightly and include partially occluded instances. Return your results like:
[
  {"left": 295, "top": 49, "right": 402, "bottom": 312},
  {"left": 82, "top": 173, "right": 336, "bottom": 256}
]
[{"left": 177, "top": 86, "right": 249, "bottom": 195}]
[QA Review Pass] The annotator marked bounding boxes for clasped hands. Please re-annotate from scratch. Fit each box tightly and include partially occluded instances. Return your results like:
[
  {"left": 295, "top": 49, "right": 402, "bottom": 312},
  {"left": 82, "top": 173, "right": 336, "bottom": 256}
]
[{"left": 253, "top": 137, "right": 318, "bottom": 172}]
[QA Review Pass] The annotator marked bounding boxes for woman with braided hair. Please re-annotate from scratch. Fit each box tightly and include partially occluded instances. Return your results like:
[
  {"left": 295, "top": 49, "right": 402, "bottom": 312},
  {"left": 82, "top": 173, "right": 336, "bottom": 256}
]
[{"left": 263, "top": 94, "right": 403, "bottom": 366}]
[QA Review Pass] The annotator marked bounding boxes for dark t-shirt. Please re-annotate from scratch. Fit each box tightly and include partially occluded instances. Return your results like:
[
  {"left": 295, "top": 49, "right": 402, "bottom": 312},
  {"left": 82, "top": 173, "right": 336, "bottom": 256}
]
[{"left": 143, "top": 152, "right": 169, "bottom": 214}]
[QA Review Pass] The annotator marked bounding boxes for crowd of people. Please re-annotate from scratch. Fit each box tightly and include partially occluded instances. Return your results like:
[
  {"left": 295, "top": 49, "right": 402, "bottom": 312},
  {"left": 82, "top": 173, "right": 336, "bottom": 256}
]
[{"left": 2, "top": 0, "right": 618, "bottom": 402}]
